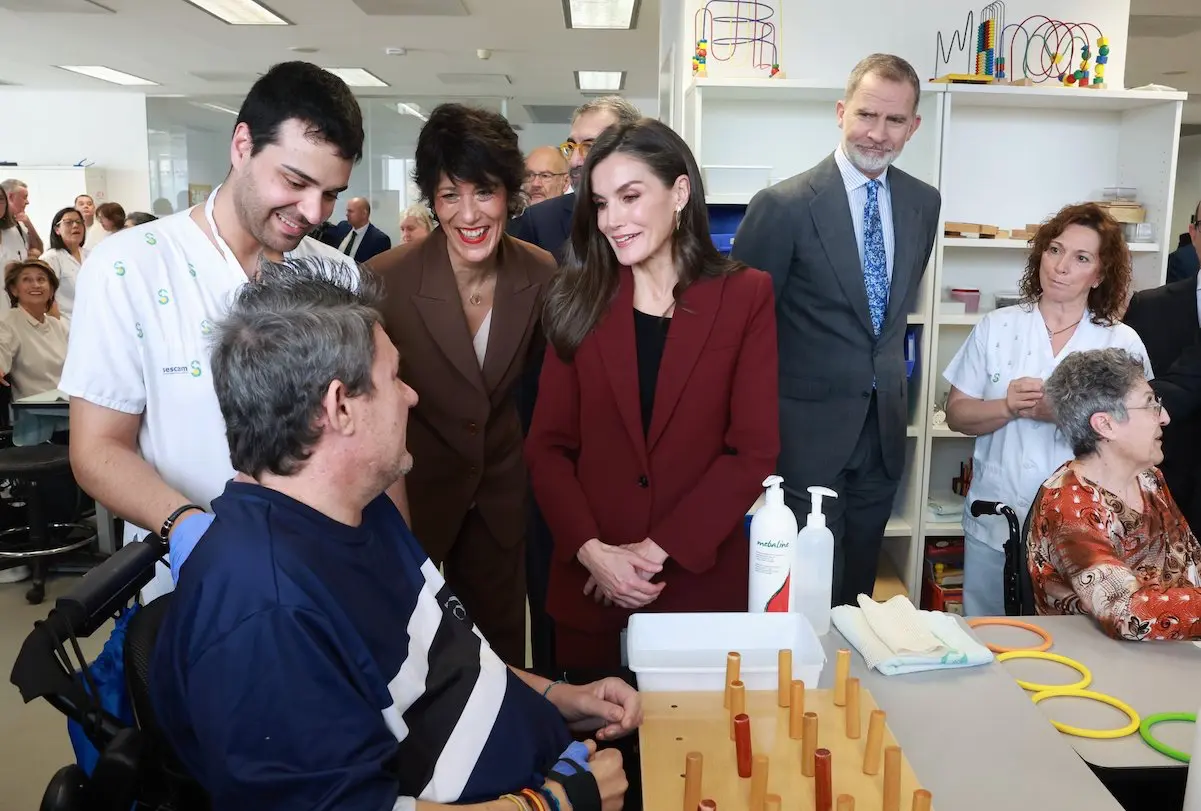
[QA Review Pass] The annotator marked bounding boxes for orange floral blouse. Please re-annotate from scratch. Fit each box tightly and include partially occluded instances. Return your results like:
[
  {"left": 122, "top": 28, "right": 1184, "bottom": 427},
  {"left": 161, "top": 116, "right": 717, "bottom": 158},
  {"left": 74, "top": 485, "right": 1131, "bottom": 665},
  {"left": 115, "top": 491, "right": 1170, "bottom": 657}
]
[{"left": 1028, "top": 463, "right": 1201, "bottom": 641}]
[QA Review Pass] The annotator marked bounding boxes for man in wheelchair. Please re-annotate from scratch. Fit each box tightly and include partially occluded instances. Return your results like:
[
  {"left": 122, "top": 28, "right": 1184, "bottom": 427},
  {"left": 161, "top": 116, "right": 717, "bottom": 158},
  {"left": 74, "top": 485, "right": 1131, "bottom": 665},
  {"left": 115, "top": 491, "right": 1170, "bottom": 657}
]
[{"left": 14, "top": 258, "right": 639, "bottom": 811}]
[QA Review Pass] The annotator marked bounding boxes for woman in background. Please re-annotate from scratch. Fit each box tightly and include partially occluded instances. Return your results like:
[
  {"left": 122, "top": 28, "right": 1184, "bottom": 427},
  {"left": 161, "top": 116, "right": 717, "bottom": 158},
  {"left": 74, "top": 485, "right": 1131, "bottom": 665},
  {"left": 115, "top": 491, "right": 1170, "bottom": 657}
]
[
  {"left": 943, "top": 203, "right": 1151, "bottom": 616},
  {"left": 0, "top": 187, "right": 26, "bottom": 275},
  {"left": 95, "top": 202, "right": 126, "bottom": 239},
  {"left": 0, "top": 259, "right": 68, "bottom": 400},
  {"left": 38, "top": 207, "right": 89, "bottom": 320},
  {"left": 367, "top": 104, "right": 556, "bottom": 665},
  {"left": 399, "top": 204, "right": 434, "bottom": 245},
  {"left": 1031, "top": 348, "right": 1201, "bottom": 640},
  {"left": 124, "top": 211, "right": 158, "bottom": 228},
  {"left": 526, "top": 118, "right": 779, "bottom": 669}
]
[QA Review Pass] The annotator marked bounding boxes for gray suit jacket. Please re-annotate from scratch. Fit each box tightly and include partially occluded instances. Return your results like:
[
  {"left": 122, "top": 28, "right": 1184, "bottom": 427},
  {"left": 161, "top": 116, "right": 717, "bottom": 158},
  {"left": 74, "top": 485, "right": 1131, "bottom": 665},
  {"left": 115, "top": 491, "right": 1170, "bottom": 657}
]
[{"left": 731, "top": 153, "right": 940, "bottom": 482}]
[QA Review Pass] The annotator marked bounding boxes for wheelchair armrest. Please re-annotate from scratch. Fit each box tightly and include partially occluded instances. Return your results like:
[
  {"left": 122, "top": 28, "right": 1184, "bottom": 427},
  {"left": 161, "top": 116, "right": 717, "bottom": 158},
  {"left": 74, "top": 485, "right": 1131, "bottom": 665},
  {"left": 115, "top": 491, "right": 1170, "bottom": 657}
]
[{"left": 54, "top": 535, "right": 167, "bottom": 639}]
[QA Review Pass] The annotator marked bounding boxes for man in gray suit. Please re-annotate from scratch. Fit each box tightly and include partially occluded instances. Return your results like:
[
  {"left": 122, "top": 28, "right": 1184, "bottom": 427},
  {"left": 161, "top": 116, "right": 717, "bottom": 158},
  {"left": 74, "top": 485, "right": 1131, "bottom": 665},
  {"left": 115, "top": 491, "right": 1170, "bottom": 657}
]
[{"left": 732, "top": 53, "right": 940, "bottom": 606}]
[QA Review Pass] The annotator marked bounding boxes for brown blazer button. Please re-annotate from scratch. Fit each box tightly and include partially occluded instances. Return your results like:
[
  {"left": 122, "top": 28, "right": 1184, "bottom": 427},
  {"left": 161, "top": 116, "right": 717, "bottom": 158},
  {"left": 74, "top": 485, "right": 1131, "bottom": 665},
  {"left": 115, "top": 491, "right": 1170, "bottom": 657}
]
[
  {"left": 466, "top": 421, "right": 479, "bottom": 435},
  {"left": 637, "top": 475, "right": 649, "bottom": 488}
]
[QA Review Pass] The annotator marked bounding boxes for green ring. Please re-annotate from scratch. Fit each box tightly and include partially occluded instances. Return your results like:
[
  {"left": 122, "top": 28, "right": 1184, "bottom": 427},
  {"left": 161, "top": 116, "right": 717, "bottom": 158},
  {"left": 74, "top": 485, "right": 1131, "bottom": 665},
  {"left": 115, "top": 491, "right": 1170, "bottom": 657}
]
[{"left": 1138, "top": 712, "right": 1196, "bottom": 764}]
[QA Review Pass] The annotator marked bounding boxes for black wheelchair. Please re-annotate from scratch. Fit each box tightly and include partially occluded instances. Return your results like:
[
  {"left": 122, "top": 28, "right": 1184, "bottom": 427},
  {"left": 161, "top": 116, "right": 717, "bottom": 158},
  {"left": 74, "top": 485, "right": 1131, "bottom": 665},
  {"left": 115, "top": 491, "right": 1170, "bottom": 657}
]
[
  {"left": 968, "top": 500, "right": 1036, "bottom": 616},
  {"left": 8, "top": 534, "right": 210, "bottom": 811}
]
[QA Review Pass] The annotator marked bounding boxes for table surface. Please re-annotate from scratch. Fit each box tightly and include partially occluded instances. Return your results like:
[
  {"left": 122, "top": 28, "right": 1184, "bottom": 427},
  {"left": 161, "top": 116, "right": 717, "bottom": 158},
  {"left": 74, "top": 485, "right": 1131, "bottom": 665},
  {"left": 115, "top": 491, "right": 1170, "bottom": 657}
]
[
  {"left": 821, "top": 628, "right": 1127, "bottom": 811},
  {"left": 968, "top": 614, "right": 1201, "bottom": 770}
]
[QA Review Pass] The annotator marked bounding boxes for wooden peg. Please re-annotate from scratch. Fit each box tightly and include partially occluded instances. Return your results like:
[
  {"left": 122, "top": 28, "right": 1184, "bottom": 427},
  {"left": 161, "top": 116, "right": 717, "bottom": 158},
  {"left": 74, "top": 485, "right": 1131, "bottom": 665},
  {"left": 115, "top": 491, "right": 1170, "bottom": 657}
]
[
  {"left": 788, "top": 680, "right": 805, "bottom": 739},
  {"left": 911, "top": 789, "right": 932, "bottom": 811},
  {"left": 764, "top": 795, "right": 781, "bottom": 811},
  {"left": 845, "top": 677, "right": 861, "bottom": 739},
  {"left": 814, "top": 748, "right": 833, "bottom": 811},
  {"left": 729, "top": 680, "right": 746, "bottom": 741},
  {"left": 834, "top": 649, "right": 851, "bottom": 706},
  {"left": 734, "top": 714, "right": 753, "bottom": 778},
  {"left": 837, "top": 796, "right": 855, "bottom": 811},
  {"left": 683, "top": 752, "right": 703, "bottom": 811},
  {"left": 801, "top": 712, "right": 818, "bottom": 777},
  {"left": 883, "top": 746, "right": 902, "bottom": 811},
  {"left": 750, "top": 754, "right": 769, "bottom": 811},
  {"left": 863, "top": 710, "right": 886, "bottom": 775},
  {"left": 778, "top": 649, "right": 792, "bottom": 707},
  {"left": 724, "top": 652, "right": 741, "bottom": 708},
  {"left": 698, "top": 801, "right": 717, "bottom": 811}
]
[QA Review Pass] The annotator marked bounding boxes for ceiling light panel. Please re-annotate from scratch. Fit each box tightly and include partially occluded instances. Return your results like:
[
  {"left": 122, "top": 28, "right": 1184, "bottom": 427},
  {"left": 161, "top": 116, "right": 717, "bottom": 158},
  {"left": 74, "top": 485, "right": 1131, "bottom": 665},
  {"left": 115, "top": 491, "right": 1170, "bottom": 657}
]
[
  {"left": 181, "top": 0, "right": 289, "bottom": 25},
  {"left": 563, "top": 0, "right": 638, "bottom": 29},
  {"left": 575, "top": 70, "right": 625, "bottom": 91},
  {"left": 324, "top": 68, "right": 390, "bottom": 87},
  {"left": 58, "top": 65, "right": 158, "bottom": 86}
]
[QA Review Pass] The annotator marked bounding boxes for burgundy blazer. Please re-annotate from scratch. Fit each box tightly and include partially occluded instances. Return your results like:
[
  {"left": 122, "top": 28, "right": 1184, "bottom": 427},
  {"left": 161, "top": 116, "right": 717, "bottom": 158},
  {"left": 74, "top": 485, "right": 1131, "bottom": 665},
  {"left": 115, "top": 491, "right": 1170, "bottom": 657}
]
[{"left": 525, "top": 266, "right": 780, "bottom": 633}]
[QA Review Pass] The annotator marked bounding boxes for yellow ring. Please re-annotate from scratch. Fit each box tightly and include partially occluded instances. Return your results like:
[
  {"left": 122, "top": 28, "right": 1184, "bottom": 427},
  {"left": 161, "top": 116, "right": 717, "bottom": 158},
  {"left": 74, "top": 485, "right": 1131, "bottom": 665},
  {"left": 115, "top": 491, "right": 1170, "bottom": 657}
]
[
  {"left": 996, "top": 649, "right": 1092, "bottom": 692},
  {"left": 1031, "top": 688, "right": 1141, "bottom": 739}
]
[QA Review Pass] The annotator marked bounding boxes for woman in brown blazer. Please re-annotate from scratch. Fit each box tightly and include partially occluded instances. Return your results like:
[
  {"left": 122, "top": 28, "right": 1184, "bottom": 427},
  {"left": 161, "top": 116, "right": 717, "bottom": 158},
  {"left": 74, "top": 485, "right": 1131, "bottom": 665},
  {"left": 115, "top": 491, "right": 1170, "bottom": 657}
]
[{"left": 368, "top": 105, "right": 556, "bottom": 665}]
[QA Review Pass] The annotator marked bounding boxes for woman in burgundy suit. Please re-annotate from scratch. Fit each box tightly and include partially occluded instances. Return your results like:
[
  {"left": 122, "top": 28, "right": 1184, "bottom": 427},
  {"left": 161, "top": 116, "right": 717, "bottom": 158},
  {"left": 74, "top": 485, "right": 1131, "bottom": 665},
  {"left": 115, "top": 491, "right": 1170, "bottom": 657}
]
[{"left": 525, "top": 118, "right": 780, "bottom": 670}]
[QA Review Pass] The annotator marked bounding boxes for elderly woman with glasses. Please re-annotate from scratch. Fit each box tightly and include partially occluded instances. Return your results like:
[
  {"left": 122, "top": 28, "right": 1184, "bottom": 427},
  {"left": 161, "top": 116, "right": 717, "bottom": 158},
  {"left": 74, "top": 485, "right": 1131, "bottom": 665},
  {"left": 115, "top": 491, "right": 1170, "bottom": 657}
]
[{"left": 1029, "top": 348, "right": 1201, "bottom": 640}]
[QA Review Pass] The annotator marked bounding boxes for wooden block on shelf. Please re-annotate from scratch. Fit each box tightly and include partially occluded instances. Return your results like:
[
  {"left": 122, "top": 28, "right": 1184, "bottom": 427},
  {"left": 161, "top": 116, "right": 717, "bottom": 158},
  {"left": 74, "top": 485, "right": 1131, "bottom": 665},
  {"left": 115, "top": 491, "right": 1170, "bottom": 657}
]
[
  {"left": 931, "top": 73, "right": 995, "bottom": 84},
  {"left": 995, "top": 229, "right": 1010, "bottom": 239},
  {"left": 977, "top": 224, "right": 999, "bottom": 237},
  {"left": 943, "top": 222, "right": 980, "bottom": 235}
]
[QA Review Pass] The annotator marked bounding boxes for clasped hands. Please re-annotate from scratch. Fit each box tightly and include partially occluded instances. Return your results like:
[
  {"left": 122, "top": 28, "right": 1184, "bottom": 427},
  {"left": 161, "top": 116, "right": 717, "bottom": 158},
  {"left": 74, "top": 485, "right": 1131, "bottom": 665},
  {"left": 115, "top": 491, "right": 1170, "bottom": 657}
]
[
  {"left": 578, "top": 537, "right": 667, "bottom": 610},
  {"left": 1006, "top": 376, "right": 1054, "bottom": 422}
]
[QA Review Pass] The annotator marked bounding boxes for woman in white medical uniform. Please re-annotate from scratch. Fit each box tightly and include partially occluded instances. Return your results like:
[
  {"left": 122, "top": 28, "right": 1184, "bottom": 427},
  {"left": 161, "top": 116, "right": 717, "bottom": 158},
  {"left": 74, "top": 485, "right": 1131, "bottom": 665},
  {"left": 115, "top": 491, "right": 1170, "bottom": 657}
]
[
  {"left": 37, "top": 207, "right": 89, "bottom": 320},
  {"left": 0, "top": 186, "right": 27, "bottom": 276},
  {"left": 943, "top": 202, "right": 1152, "bottom": 616}
]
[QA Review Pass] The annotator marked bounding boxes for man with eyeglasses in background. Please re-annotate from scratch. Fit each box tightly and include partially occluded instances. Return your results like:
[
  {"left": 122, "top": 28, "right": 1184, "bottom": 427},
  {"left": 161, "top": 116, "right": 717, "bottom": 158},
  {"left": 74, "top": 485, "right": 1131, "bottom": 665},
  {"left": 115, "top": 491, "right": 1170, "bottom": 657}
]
[
  {"left": 522, "top": 146, "right": 570, "bottom": 208},
  {"left": 507, "top": 95, "right": 639, "bottom": 679}
]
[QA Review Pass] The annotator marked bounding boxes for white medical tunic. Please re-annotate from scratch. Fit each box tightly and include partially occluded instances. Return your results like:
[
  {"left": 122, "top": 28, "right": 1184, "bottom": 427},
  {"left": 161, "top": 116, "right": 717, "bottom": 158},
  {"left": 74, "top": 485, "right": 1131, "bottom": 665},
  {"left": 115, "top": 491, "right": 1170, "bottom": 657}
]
[
  {"left": 39, "top": 247, "right": 89, "bottom": 321},
  {"left": 942, "top": 303, "right": 1153, "bottom": 552},
  {"left": 59, "top": 207, "right": 356, "bottom": 600}
]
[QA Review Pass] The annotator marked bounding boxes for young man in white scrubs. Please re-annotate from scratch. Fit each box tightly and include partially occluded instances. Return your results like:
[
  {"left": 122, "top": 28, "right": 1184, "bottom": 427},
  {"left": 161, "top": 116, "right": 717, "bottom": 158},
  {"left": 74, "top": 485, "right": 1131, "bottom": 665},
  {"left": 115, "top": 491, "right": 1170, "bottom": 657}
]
[{"left": 59, "top": 61, "right": 365, "bottom": 599}]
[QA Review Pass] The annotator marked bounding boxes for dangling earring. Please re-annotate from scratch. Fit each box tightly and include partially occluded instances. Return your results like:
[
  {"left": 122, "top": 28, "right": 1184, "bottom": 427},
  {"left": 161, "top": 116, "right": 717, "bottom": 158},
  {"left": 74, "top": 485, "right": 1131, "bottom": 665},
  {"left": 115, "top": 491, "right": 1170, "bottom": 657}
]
[{"left": 674, "top": 208, "right": 682, "bottom": 232}]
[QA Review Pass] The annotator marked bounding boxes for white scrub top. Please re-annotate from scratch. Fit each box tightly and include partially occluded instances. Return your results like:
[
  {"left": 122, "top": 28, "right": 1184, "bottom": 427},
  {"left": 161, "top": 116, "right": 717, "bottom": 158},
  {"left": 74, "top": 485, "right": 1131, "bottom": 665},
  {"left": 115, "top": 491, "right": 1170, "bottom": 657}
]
[
  {"left": 59, "top": 199, "right": 356, "bottom": 600},
  {"left": 39, "top": 247, "right": 89, "bottom": 321},
  {"left": 0, "top": 226, "right": 27, "bottom": 300},
  {"left": 942, "top": 303, "right": 1153, "bottom": 551}
]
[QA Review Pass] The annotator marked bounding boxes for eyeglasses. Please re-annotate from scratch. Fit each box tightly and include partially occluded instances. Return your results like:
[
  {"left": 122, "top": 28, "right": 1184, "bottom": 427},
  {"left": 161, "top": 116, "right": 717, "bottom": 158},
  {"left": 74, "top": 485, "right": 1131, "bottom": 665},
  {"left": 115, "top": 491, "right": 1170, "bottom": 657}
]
[
  {"left": 559, "top": 140, "right": 594, "bottom": 160},
  {"left": 1128, "top": 395, "right": 1164, "bottom": 417},
  {"left": 524, "top": 171, "right": 567, "bottom": 184},
  {"left": 58, "top": 219, "right": 84, "bottom": 228}
]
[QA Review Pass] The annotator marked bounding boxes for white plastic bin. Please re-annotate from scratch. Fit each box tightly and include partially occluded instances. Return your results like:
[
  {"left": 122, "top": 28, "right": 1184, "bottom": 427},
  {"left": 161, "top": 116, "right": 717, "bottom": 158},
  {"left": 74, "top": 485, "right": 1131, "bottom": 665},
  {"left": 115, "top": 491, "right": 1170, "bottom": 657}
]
[{"left": 627, "top": 612, "right": 827, "bottom": 692}]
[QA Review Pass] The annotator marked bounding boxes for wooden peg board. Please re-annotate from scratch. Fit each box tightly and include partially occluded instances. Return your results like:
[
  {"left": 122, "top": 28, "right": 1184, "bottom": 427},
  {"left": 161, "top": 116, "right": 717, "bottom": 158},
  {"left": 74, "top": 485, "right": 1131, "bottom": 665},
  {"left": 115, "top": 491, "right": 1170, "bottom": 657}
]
[{"left": 640, "top": 687, "right": 932, "bottom": 810}]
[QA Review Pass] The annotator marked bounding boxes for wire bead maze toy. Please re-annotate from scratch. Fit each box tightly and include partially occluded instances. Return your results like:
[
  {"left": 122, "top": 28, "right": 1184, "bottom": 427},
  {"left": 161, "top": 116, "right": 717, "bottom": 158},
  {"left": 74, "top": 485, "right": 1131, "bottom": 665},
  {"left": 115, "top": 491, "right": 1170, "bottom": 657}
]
[
  {"left": 692, "top": 1, "right": 782, "bottom": 79},
  {"left": 932, "top": 2, "right": 1110, "bottom": 90}
]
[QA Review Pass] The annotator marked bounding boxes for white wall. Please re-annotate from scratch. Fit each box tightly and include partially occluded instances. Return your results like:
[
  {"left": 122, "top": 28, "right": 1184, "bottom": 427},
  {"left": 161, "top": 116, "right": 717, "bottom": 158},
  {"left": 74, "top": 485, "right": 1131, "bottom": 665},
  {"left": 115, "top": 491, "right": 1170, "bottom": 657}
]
[
  {"left": 0, "top": 89, "right": 150, "bottom": 215},
  {"left": 1171, "top": 134, "right": 1201, "bottom": 244}
]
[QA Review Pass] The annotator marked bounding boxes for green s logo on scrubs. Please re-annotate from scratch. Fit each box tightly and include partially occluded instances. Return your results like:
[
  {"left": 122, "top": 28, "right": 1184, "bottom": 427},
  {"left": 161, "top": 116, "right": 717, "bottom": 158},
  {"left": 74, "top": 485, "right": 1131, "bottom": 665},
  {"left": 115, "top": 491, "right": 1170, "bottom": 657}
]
[
  {"left": 145, "top": 233, "right": 158, "bottom": 246},
  {"left": 190, "top": 361, "right": 202, "bottom": 378},
  {"left": 157, "top": 289, "right": 170, "bottom": 305},
  {"left": 114, "top": 261, "right": 126, "bottom": 277}
]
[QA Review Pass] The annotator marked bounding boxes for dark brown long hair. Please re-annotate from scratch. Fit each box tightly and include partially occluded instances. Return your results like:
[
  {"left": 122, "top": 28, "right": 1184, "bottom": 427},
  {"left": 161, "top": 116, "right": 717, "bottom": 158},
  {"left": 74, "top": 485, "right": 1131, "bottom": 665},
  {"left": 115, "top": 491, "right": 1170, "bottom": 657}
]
[
  {"left": 1019, "top": 202, "right": 1130, "bottom": 325},
  {"left": 0, "top": 187, "right": 14, "bottom": 230},
  {"left": 543, "top": 117, "right": 743, "bottom": 359}
]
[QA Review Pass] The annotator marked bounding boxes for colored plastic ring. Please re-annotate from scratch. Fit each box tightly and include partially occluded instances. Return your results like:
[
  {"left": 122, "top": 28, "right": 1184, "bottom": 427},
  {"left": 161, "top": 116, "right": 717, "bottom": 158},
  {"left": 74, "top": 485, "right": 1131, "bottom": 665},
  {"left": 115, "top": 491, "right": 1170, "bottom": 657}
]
[
  {"left": 967, "top": 617, "right": 1054, "bottom": 653},
  {"left": 1031, "top": 688, "right": 1140, "bottom": 739},
  {"left": 1139, "top": 712, "right": 1196, "bottom": 763},
  {"left": 996, "top": 650, "right": 1092, "bottom": 692}
]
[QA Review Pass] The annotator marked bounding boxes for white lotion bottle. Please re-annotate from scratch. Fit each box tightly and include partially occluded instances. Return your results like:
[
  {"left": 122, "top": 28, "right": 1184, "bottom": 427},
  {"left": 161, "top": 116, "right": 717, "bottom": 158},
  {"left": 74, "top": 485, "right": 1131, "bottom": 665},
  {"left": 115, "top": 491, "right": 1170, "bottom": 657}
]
[
  {"left": 793, "top": 486, "right": 838, "bottom": 635},
  {"left": 748, "top": 475, "right": 798, "bottom": 613}
]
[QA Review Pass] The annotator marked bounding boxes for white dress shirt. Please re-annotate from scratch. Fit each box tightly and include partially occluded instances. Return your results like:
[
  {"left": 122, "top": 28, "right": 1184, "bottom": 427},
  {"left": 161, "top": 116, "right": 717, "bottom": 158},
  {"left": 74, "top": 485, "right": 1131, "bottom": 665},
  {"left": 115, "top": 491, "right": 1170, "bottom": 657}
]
[
  {"left": 943, "top": 304, "right": 1153, "bottom": 551},
  {"left": 338, "top": 224, "right": 369, "bottom": 259},
  {"left": 39, "top": 246, "right": 90, "bottom": 321},
  {"left": 833, "top": 144, "right": 895, "bottom": 284}
]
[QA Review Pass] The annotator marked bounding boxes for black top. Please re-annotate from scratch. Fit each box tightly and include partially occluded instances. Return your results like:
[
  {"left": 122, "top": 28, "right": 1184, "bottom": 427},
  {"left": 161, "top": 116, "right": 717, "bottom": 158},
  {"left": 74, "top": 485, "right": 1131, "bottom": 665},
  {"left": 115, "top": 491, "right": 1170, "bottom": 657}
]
[{"left": 634, "top": 309, "right": 672, "bottom": 436}]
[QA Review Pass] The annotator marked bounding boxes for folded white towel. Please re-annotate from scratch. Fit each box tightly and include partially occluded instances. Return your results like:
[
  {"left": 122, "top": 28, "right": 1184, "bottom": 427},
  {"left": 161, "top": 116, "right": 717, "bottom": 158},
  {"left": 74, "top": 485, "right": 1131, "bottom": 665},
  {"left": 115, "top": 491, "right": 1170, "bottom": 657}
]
[{"left": 832, "top": 596, "right": 994, "bottom": 675}]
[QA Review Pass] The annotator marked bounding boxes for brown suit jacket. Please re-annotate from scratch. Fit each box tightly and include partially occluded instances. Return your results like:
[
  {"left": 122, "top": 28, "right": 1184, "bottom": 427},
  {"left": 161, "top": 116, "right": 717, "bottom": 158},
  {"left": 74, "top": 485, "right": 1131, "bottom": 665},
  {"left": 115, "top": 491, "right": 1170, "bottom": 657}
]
[{"left": 368, "top": 229, "right": 556, "bottom": 563}]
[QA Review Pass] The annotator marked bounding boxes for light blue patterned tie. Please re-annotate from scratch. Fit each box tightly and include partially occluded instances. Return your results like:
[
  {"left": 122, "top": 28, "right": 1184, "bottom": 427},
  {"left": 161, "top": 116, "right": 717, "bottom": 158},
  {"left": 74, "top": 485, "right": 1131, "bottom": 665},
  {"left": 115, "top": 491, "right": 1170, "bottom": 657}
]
[{"left": 863, "top": 180, "right": 888, "bottom": 336}]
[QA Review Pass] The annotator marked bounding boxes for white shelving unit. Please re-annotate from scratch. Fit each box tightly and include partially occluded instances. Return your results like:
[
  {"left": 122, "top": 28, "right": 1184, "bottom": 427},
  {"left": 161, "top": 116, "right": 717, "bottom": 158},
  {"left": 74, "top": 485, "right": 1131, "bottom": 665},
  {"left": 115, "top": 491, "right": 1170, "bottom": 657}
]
[{"left": 692, "top": 77, "right": 1187, "bottom": 604}]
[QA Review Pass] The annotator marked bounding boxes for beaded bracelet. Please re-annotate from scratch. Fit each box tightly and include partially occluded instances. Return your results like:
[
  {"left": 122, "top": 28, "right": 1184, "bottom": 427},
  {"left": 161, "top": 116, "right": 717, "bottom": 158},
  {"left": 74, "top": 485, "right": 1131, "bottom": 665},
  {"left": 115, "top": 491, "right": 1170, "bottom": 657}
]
[{"left": 538, "top": 784, "right": 564, "bottom": 811}]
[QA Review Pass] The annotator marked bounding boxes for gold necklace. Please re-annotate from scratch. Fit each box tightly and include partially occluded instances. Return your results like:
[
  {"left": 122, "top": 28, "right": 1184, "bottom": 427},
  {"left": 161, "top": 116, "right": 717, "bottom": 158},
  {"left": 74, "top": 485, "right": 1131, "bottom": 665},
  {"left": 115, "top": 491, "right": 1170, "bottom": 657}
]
[{"left": 1046, "top": 318, "right": 1082, "bottom": 339}]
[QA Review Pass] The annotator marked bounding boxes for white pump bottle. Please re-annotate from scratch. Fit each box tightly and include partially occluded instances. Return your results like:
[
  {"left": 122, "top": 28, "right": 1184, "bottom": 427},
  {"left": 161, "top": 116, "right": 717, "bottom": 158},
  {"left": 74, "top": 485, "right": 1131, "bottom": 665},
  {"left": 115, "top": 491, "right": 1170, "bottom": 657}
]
[
  {"left": 748, "top": 475, "right": 798, "bottom": 613},
  {"left": 792, "top": 486, "right": 838, "bottom": 635}
]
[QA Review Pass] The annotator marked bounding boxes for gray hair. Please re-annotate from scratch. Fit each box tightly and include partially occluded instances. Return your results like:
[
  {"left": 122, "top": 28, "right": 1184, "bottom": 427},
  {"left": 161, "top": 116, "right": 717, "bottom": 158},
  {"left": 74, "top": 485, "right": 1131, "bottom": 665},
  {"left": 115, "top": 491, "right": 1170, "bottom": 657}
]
[
  {"left": 210, "top": 256, "right": 385, "bottom": 478},
  {"left": 573, "top": 95, "right": 641, "bottom": 127},
  {"left": 1044, "top": 348, "right": 1148, "bottom": 457},
  {"left": 0, "top": 179, "right": 27, "bottom": 195},
  {"left": 845, "top": 53, "right": 921, "bottom": 114}
]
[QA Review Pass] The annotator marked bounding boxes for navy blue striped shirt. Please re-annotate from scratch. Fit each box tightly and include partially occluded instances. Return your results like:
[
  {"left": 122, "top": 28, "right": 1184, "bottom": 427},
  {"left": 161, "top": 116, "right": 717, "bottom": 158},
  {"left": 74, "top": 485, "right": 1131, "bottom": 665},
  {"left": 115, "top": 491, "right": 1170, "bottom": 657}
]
[{"left": 150, "top": 482, "right": 570, "bottom": 810}]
